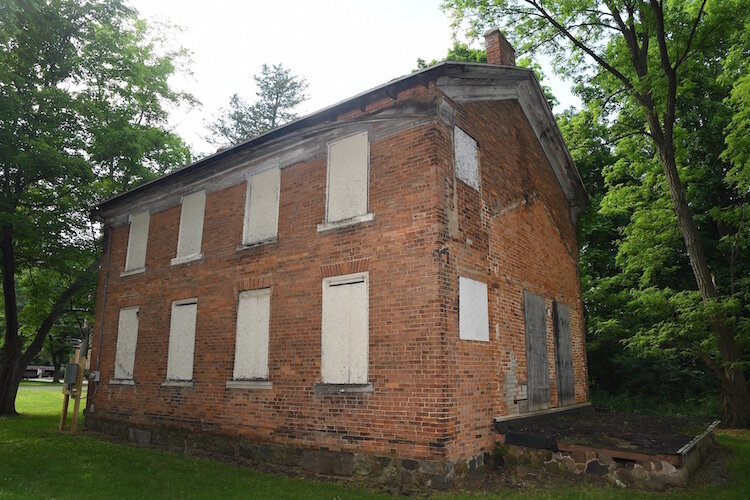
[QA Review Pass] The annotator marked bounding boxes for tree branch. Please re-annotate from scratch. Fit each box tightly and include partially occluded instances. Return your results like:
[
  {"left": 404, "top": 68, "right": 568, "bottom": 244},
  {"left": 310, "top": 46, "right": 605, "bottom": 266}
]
[
  {"left": 674, "top": 0, "right": 707, "bottom": 69},
  {"left": 650, "top": 0, "right": 675, "bottom": 76},
  {"left": 523, "top": 0, "right": 642, "bottom": 103},
  {"left": 21, "top": 256, "right": 101, "bottom": 367}
]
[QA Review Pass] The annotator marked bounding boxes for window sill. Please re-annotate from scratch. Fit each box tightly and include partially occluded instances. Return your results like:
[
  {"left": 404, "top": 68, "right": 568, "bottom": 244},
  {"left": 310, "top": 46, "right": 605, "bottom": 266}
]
[
  {"left": 317, "top": 213, "right": 374, "bottom": 233},
  {"left": 225, "top": 379, "right": 272, "bottom": 390},
  {"left": 120, "top": 267, "right": 145, "bottom": 277},
  {"left": 170, "top": 253, "right": 203, "bottom": 266},
  {"left": 161, "top": 380, "right": 194, "bottom": 388},
  {"left": 314, "top": 383, "right": 374, "bottom": 394},
  {"left": 109, "top": 379, "right": 135, "bottom": 386},
  {"left": 235, "top": 237, "right": 279, "bottom": 253}
]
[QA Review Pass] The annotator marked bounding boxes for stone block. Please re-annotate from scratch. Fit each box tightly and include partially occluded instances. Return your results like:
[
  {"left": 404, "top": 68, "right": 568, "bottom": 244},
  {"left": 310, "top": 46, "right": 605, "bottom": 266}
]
[
  {"left": 585, "top": 459, "right": 608, "bottom": 475},
  {"left": 127, "top": 427, "right": 151, "bottom": 446},
  {"left": 419, "top": 460, "right": 445, "bottom": 476},
  {"left": 238, "top": 441, "right": 260, "bottom": 461},
  {"left": 353, "top": 453, "right": 372, "bottom": 476},
  {"left": 401, "top": 459, "right": 419, "bottom": 471},
  {"left": 558, "top": 456, "right": 576, "bottom": 473}
]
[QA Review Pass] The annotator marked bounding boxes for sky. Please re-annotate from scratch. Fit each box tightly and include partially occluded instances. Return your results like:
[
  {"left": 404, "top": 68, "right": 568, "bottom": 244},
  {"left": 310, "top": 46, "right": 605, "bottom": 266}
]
[{"left": 129, "top": 0, "right": 578, "bottom": 157}]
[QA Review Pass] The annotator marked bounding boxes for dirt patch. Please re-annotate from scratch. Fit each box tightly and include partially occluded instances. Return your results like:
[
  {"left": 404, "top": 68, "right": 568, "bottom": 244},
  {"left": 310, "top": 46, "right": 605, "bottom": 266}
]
[{"left": 501, "top": 407, "right": 715, "bottom": 455}]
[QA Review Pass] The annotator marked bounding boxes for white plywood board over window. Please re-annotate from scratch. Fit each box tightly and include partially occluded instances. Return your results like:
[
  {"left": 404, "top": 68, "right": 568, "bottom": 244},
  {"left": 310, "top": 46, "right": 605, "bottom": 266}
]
[
  {"left": 459, "top": 276, "right": 490, "bottom": 341},
  {"left": 114, "top": 307, "right": 139, "bottom": 380},
  {"left": 326, "top": 132, "right": 369, "bottom": 223},
  {"left": 233, "top": 288, "right": 271, "bottom": 380},
  {"left": 321, "top": 273, "right": 368, "bottom": 384},
  {"left": 124, "top": 211, "right": 150, "bottom": 272},
  {"left": 243, "top": 167, "right": 280, "bottom": 244},
  {"left": 166, "top": 299, "right": 197, "bottom": 381},
  {"left": 174, "top": 191, "right": 205, "bottom": 262},
  {"left": 454, "top": 126, "right": 480, "bottom": 190}
]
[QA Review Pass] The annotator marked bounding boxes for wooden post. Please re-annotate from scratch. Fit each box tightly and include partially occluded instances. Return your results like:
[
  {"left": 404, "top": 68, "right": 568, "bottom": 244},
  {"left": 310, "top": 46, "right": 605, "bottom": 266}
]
[{"left": 60, "top": 343, "right": 87, "bottom": 432}]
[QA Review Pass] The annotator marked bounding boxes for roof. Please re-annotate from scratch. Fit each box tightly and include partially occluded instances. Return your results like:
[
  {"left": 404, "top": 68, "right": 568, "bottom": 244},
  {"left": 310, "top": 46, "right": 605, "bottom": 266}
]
[{"left": 92, "top": 62, "right": 586, "bottom": 221}]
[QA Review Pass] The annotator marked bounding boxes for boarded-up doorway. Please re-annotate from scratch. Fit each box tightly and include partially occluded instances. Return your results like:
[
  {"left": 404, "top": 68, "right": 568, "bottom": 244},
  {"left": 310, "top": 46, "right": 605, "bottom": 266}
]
[
  {"left": 523, "top": 290, "right": 550, "bottom": 411},
  {"left": 553, "top": 301, "right": 575, "bottom": 406}
]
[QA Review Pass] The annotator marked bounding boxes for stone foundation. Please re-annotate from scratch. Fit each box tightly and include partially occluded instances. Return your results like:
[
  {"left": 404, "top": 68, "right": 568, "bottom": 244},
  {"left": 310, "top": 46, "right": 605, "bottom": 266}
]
[
  {"left": 85, "top": 416, "right": 490, "bottom": 493},
  {"left": 535, "top": 429, "right": 717, "bottom": 491}
]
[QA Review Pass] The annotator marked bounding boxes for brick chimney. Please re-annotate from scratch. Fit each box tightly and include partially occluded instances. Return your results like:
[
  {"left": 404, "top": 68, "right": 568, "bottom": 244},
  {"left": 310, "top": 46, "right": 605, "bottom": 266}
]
[{"left": 484, "top": 28, "right": 515, "bottom": 66}]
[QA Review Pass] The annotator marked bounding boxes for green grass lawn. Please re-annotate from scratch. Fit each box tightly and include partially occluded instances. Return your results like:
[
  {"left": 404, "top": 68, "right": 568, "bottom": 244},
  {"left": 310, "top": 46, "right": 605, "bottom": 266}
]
[{"left": 1, "top": 389, "right": 749, "bottom": 499}]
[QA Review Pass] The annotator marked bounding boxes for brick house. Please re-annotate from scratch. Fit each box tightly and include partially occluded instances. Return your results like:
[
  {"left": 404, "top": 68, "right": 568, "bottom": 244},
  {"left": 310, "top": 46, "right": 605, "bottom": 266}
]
[{"left": 86, "top": 30, "right": 588, "bottom": 488}]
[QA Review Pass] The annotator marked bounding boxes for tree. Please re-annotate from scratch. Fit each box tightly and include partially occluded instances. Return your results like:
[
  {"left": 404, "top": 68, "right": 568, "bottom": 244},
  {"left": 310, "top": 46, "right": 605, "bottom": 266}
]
[
  {"left": 444, "top": 0, "right": 750, "bottom": 426},
  {"left": 416, "top": 41, "right": 488, "bottom": 69},
  {"left": 206, "top": 63, "right": 308, "bottom": 146},
  {"left": 0, "top": 0, "right": 195, "bottom": 415}
]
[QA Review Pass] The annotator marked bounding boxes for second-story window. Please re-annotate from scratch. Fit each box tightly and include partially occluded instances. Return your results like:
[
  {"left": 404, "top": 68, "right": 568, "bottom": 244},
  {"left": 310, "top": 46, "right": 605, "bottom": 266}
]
[
  {"left": 172, "top": 191, "right": 205, "bottom": 265},
  {"left": 325, "top": 131, "right": 369, "bottom": 223},
  {"left": 243, "top": 167, "right": 280, "bottom": 245},
  {"left": 123, "top": 211, "right": 150, "bottom": 275},
  {"left": 454, "top": 126, "right": 480, "bottom": 190}
]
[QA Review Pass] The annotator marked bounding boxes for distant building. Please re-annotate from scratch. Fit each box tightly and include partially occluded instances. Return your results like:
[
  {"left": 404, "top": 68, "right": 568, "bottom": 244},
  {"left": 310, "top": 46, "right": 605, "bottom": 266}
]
[{"left": 86, "top": 30, "right": 588, "bottom": 489}]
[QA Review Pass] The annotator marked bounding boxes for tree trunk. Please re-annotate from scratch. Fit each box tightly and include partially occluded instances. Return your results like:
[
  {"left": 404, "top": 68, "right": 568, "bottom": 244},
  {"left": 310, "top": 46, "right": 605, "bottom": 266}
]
[
  {"left": 651, "top": 127, "right": 750, "bottom": 427},
  {"left": 0, "top": 340, "right": 25, "bottom": 415},
  {"left": 0, "top": 222, "right": 21, "bottom": 415},
  {"left": 50, "top": 338, "right": 62, "bottom": 384}
]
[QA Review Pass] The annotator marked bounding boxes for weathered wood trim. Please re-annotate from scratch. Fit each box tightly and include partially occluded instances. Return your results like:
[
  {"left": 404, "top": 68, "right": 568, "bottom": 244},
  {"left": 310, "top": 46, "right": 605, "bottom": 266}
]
[
  {"left": 100, "top": 113, "right": 436, "bottom": 227},
  {"left": 96, "top": 64, "right": 586, "bottom": 228}
]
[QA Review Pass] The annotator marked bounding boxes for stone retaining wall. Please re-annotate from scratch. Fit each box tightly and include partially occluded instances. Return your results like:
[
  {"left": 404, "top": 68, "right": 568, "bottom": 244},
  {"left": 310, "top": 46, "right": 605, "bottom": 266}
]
[
  {"left": 86, "top": 416, "right": 490, "bottom": 493},
  {"left": 529, "top": 430, "right": 717, "bottom": 491}
]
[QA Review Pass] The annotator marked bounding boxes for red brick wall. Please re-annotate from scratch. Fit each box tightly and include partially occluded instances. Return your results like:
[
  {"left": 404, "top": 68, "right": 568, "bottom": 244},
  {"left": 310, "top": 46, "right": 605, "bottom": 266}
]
[
  {"left": 88, "top": 87, "right": 588, "bottom": 467},
  {"left": 88, "top": 105, "right": 456, "bottom": 461},
  {"left": 436, "top": 99, "right": 588, "bottom": 462}
]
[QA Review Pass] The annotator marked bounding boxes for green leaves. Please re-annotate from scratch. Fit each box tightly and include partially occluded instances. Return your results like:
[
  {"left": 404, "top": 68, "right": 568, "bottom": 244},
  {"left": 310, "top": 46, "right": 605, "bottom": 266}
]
[{"left": 1, "top": 0, "right": 197, "bottom": 410}]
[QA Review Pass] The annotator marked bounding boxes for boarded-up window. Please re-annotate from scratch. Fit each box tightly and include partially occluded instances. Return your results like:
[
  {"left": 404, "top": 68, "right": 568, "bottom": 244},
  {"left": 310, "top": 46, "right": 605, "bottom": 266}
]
[
  {"left": 114, "top": 307, "right": 139, "bottom": 380},
  {"left": 166, "top": 299, "right": 197, "bottom": 381},
  {"left": 174, "top": 191, "right": 205, "bottom": 261},
  {"left": 553, "top": 301, "right": 575, "bottom": 406},
  {"left": 243, "top": 168, "right": 280, "bottom": 244},
  {"left": 459, "top": 276, "right": 490, "bottom": 341},
  {"left": 321, "top": 273, "right": 368, "bottom": 384},
  {"left": 524, "top": 290, "right": 550, "bottom": 411},
  {"left": 326, "top": 132, "right": 369, "bottom": 222},
  {"left": 233, "top": 289, "right": 271, "bottom": 380},
  {"left": 454, "top": 126, "right": 479, "bottom": 190},
  {"left": 124, "top": 211, "right": 150, "bottom": 272}
]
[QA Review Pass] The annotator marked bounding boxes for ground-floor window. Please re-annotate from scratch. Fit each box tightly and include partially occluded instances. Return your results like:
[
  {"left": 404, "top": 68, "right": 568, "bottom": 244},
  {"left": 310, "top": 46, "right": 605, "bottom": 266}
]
[{"left": 321, "top": 272, "right": 368, "bottom": 384}]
